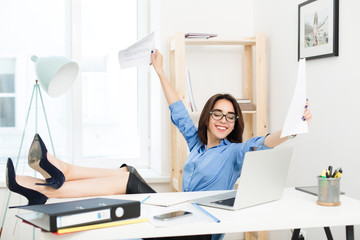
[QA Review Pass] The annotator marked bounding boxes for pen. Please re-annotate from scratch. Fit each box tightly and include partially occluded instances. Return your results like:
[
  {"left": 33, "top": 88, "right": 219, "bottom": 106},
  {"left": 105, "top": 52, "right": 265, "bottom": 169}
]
[
  {"left": 331, "top": 168, "right": 338, "bottom": 178},
  {"left": 192, "top": 203, "right": 220, "bottom": 223},
  {"left": 320, "top": 167, "right": 343, "bottom": 178},
  {"left": 325, "top": 170, "right": 330, "bottom": 178},
  {"left": 328, "top": 166, "right": 333, "bottom": 178},
  {"left": 140, "top": 195, "right": 150, "bottom": 204},
  {"left": 331, "top": 167, "right": 340, "bottom": 178}
]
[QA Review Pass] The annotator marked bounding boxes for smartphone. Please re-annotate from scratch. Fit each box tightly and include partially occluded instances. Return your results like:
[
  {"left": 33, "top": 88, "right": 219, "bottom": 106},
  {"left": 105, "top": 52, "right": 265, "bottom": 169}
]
[{"left": 153, "top": 210, "right": 193, "bottom": 221}]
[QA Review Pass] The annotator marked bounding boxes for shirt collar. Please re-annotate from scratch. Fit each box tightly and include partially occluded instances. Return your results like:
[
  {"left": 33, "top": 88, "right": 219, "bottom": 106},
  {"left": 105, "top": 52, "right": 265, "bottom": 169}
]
[
  {"left": 222, "top": 138, "right": 231, "bottom": 145},
  {"left": 199, "top": 138, "right": 230, "bottom": 153}
]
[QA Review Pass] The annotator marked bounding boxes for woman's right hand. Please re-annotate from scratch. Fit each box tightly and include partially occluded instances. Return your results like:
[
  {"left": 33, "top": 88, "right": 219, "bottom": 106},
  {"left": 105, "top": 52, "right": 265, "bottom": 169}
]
[
  {"left": 151, "top": 49, "right": 165, "bottom": 76},
  {"left": 150, "top": 49, "right": 180, "bottom": 105}
]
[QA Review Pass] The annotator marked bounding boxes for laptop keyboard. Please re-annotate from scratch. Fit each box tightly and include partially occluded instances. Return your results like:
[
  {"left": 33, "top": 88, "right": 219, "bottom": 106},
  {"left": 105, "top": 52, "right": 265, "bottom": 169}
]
[{"left": 211, "top": 197, "right": 235, "bottom": 207}]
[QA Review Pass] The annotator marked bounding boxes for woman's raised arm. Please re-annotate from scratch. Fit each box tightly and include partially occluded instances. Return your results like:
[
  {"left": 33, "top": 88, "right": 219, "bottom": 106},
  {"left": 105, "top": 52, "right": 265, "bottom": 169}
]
[{"left": 151, "top": 49, "right": 180, "bottom": 106}]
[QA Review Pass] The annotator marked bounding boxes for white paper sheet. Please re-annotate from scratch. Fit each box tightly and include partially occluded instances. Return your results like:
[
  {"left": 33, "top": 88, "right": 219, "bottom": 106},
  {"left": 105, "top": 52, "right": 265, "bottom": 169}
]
[
  {"left": 143, "top": 191, "right": 223, "bottom": 207},
  {"left": 280, "top": 59, "right": 308, "bottom": 138},
  {"left": 118, "top": 32, "right": 155, "bottom": 69}
]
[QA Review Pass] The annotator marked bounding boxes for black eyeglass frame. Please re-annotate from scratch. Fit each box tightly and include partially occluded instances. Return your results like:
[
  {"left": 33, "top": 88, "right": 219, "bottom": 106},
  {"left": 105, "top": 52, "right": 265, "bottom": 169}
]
[{"left": 209, "top": 110, "right": 239, "bottom": 123}]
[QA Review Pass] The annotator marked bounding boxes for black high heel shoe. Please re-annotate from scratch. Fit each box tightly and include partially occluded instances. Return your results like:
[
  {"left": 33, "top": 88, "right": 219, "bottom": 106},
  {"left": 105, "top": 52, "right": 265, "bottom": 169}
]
[
  {"left": 120, "top": 163, "right": 146, "bottom": 183},
  {"left": 28, "top": 133, "right": 65, "bottom": 189},
  {"left": 126, "top": 172, "right": 156, "bottom": 194},
  {"left": 6, "top": 158, "right": 48, "bottom": 206}
]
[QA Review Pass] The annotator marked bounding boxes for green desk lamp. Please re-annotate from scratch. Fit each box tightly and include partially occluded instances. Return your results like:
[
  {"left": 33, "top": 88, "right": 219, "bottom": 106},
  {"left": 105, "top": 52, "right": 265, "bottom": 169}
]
[
  {"left": 31, "top": 55, "right": 79, "bottom": 97},
  {"left": 0, "top": 55, "right": 79, "bottom": 239}
]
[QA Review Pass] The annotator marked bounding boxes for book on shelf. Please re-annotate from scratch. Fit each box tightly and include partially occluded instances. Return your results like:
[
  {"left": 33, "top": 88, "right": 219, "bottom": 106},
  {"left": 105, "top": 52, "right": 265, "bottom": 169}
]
[
  {"left": 239, "top": 103, "right": 256, "bottom": 112},
  {"left": 236, "top": 98, "right": 251, "bottom": 104},
  {"left": 185, "top": 69, "right": 197, "bottom": 112},
  {"left": 15, "top": 198, "right": 140, "bottom": 232},
  {"left": 185, "top": 33, "right": 218, "bottom": 39}
]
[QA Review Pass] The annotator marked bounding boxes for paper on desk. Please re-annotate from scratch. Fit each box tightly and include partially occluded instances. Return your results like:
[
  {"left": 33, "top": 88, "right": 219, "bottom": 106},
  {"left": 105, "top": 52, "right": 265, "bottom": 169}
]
[
  {"left": 118, "top": 32, "right": 155, "bottom": 69},
  {"left": 280, "top": 59, "right": 308, "bottom": 138},
  {"left": 143, "top": 191, "right": 221, "bottom": 207}
]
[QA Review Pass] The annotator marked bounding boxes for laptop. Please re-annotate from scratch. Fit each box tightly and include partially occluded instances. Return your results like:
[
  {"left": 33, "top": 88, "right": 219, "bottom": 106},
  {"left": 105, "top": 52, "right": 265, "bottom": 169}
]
[{"left": 191, "top": 147, "right": 293, "bottom": 211}]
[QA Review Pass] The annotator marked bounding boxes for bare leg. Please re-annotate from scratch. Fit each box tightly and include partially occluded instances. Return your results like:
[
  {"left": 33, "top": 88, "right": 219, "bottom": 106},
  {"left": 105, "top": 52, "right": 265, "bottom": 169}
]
[
  {"left": 46, "top": 153, "right": 128, "bottom": 181},
  {"left": 17, "top": 171, "right": 130, "bottom": 198}
]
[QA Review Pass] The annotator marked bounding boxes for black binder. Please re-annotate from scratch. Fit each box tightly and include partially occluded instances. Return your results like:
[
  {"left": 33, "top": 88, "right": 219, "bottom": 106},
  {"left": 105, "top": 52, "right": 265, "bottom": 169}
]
[{"left": 15, "top": 198, "right": 140, "bottom": 232}]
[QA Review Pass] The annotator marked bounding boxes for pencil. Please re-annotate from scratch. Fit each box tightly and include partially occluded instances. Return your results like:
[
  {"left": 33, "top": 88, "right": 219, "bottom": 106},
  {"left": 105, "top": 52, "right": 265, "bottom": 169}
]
[
  {"left": 140, "top": 195, "right": 151, "bottom": 204},
  {"left": 192, "top": 203, "right": 220, "bottom": 223}
]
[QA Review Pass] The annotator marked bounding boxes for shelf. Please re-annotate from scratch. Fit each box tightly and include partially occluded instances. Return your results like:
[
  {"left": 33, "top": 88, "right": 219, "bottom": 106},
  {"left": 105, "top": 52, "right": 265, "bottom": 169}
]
[
  {"left": 169, "top": 32, "right": 267, "bottom": 240},
  {"left": 185, "top": 39, "right": 256, "bottom": 46},
  {"left": 169, "top": 32, "right": 267, "bottom": 193}
]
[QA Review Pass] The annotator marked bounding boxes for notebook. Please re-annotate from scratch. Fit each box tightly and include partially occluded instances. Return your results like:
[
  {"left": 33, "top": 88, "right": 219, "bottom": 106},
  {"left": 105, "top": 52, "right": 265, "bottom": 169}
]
[{"left": 191, "top": 147, "right": 293, "bottom": 211}]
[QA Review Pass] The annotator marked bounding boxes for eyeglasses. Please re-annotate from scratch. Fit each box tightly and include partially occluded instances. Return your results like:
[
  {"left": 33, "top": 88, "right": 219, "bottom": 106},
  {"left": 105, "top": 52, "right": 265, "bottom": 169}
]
[{"left": 210, "top": 110, "right": 238, "bottom": 123}]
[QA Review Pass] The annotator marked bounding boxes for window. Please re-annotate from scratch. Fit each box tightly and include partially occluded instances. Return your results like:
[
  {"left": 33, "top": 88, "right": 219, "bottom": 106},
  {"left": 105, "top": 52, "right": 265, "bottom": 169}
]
[
  {"left": 77, "top": 0, "right": 149, "bottom": 167},
  {"left": 0, "top": 0, "right": 152, "bottom": 177},
  {"left": 0, "top": 58, "right": 16, "bottom": 128},
  {"left": 0, "top": 0, "right": 67, "bottom": 167}
]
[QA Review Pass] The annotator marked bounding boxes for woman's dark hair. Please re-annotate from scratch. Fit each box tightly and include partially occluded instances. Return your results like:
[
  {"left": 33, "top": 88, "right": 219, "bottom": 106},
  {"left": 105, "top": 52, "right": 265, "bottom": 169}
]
[{"left": 197, "top": 93, "right": 244, "bottom": 146}]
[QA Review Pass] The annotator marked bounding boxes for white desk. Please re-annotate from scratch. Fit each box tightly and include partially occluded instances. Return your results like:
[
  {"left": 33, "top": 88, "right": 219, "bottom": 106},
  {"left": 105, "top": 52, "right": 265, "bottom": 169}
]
[{"left": 38, "top": 188, "right": 360, "bottom": 240}]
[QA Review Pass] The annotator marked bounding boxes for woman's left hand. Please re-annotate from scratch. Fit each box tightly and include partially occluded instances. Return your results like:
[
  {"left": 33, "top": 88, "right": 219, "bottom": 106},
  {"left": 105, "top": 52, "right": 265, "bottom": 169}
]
[
  {"left": 150, "top": 49, "right": 164, "bottom": 76},
  {"left": 302, "top": 99, "right": 312, "bottom": 123}
]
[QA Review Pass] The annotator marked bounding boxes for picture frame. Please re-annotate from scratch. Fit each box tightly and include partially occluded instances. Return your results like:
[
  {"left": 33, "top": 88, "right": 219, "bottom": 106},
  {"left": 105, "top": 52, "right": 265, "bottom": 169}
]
[{"left": 298, "top": 0, "right": 339, "bottom": 60}]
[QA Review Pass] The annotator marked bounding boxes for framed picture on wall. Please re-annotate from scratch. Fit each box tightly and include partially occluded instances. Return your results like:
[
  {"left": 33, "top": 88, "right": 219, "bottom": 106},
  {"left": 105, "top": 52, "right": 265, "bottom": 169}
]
[{"left": 298, "top": 0, "right": 339, "bottom": 60}]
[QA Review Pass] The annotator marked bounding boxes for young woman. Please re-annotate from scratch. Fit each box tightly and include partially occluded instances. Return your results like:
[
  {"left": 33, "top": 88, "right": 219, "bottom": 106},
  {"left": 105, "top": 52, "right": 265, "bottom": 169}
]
[
  {"left": 6, "top": 49, "right": 311, "bottom": 206},
  {"left": 151, "top": 49, "right": 311, "bottom": 192}
]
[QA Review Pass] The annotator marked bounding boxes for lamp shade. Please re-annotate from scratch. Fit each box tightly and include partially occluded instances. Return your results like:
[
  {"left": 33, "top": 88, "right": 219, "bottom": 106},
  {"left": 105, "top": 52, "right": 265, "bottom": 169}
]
[{"left": 31, "top": 55, "right": 79, "bottom": 97}]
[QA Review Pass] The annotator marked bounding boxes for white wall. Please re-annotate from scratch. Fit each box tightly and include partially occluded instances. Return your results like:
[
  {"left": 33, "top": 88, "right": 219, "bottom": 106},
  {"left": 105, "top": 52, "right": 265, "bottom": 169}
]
[
  {"left": 254, "top": 0, "right": 360, "bottom": 239},
  {"left": 254, "top": 0, "right": 360, "bottom": 200}
]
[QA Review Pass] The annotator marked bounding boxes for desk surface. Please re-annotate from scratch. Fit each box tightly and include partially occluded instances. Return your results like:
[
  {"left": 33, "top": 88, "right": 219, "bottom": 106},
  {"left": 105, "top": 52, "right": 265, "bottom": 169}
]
[{"left": 38, "top": 188, "right": 360, "bottom": 239}]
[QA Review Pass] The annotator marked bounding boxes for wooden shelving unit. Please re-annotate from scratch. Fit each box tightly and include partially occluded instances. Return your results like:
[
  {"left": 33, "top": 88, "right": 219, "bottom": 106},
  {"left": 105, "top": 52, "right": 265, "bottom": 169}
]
[{"left": 168, "top": 32, "right": 268, "bottom": 240}]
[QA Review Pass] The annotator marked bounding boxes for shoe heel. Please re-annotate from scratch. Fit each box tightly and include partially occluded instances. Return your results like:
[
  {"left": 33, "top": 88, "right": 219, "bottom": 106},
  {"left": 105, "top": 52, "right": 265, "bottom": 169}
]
[
  {"left": 35, "top": 176, "right": 65, "bottom": 189},
  {"left": 28, "top": 133, "right": 65, "bottom": 189},
  {"left": 6, "top": 158, "right": 48, "bottom": 206}
]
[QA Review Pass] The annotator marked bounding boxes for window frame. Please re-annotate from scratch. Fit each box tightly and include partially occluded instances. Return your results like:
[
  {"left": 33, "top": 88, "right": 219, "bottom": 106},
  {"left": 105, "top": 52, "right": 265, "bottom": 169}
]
[
  {"left": 0, "top": 57, "right": 17, "bottom": 128},
  {"left": 68, "top": 0, "right": 153, "bottom": 169}
]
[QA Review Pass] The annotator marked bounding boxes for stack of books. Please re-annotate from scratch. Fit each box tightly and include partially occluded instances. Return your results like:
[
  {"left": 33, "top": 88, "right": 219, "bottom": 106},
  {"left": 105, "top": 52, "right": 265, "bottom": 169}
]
[
  {"left": 236, "top": 98, "right": 256, "bottom": 112},
  {"left": 185, "top": 33, "right": 218, "bottom": 39}
]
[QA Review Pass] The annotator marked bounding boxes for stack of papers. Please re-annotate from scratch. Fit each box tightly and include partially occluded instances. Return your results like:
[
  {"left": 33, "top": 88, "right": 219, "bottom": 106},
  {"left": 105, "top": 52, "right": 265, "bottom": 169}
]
[{"left": 118, "top": 32, "right": 155, "bottom": 69}]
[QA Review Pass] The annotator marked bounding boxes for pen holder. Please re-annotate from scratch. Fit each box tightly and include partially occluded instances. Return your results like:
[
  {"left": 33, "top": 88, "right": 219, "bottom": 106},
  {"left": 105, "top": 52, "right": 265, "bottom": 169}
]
[{"left": 317, "top": 176, "right": 341, "bottom": 206}]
